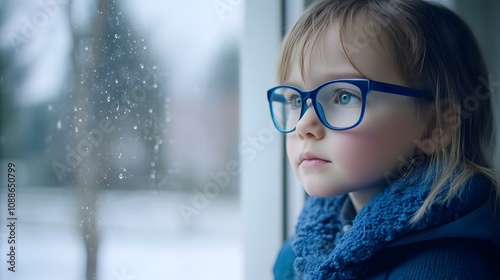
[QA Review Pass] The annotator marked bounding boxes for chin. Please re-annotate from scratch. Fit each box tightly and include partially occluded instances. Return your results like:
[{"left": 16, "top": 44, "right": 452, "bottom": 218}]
[{"left": 303, "top": 183, "right": 349, "bottom": 197}]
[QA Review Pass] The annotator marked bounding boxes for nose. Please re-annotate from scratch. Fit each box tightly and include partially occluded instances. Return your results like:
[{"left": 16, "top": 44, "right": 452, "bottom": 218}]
[{"left": 295, "top": 103, "right": 325, "bottom": 140}]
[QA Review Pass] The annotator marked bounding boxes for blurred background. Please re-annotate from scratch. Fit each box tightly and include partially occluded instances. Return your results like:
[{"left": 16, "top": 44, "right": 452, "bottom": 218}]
[
  {"left": 0, "top": 0, "right": 499, "bottom": 280},
  {"left": 0, "top": 0, "right": 242, "bottom": 279}
]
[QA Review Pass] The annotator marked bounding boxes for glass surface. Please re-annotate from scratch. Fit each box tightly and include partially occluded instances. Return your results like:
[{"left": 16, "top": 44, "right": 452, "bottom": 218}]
[
  {"left": 0, "top": 0, "right": 243, "bottom": 279},
  {"left": 270, "top": 82, "right": 364, "bottom": 131}
]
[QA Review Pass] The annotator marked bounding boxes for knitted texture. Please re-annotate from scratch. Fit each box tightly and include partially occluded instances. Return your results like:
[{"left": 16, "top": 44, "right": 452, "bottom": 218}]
[{"left": 292, "top": 165, "right": 489, "bottom": 279}]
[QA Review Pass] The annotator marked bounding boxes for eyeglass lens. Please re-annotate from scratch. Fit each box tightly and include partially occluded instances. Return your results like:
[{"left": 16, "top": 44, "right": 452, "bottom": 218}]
[{"left": 270, "top": 82, "right": 364, "bottom": 131}]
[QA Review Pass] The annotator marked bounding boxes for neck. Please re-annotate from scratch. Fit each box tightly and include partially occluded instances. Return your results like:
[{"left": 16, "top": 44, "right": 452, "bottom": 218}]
[{"left": 348, "top": 179, "right": 389, "bottom": 213}]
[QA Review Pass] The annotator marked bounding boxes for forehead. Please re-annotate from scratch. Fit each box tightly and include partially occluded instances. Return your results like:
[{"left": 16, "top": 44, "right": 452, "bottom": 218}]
[{"left": 282, "top": 19, "right": 404, "bottom": 89}]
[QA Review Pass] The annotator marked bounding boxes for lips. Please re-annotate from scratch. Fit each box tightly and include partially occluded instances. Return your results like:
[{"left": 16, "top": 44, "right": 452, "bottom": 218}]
[{"left": 298, "top": 152, "right": 331, "bottom": 168}]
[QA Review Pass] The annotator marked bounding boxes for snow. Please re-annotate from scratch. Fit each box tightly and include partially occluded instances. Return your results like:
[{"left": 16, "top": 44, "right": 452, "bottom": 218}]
[{"left": 0, "top": 186, "right": 242, "bottom": 280}]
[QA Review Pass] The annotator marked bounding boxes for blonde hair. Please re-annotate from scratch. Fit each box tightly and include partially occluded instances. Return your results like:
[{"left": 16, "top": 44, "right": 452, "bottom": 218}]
[{"left": 279, "top": 0, "right": 500, "bottom": 223}]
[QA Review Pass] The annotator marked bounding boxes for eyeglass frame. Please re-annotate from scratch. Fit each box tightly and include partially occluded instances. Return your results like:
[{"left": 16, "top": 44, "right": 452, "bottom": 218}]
[{"left": 267, "top": 78, "right": 433, "bottom": 133}]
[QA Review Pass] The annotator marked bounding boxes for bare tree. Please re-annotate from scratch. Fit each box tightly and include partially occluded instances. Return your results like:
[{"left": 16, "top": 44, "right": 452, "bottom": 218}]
[
  {"left": 67, "top": 0, "right": 167, "bottom": 278},
  {"left": 68, "top": 0, "right": 105, "bottom": 278}
]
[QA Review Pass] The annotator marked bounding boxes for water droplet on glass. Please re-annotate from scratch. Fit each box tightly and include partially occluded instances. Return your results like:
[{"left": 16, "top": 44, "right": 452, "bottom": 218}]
[
  {"left": 74, "top": 106, "right": 78, "bottom": 112},
  {"left": 143, "top": 46, "right": 147, "bottom": 50},
  {"left": 114, "top": 34, "right": 119, "bottom": 39},
  {"left": 107, "top": 95, "right": 111, "bottom": 102},
  {"left": 151, "top": 173, "right": 156, "bottom": 179},
  {"left": 133, "top": 125, "right": 137, "bottom": 130},
  {"left": 75, "top": 127, "right": 79, "bottom": 133},
  {"left": 56, "top": 120, "right": 62, "bottom": 129},
  {"left": 78, "top": 118, "right": 82, "bottom": 122},
  {"left": 118, "top": 152, "right": 122, "bottom": 159},
  {"left": 148, "top": 108, "right": 153, "bottom": 113},
  {"left": 153, "top": 83, "right": 158, "bottom": 88},
  {"left": 115, "top": 79, "right": 118, "bottom": 84},
  {"left": 118, "top": 173, "right": 123, "bottom": 179},
  {"left": 140, "top": 63, "right": 144, "bottom": 69},
  {"left": 154, "top": 144, "right": 159, "bottom": 150}
]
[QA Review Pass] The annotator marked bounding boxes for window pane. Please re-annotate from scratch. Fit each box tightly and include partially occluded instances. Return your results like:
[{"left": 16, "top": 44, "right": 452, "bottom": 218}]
[{"left": 0, "top": 1, "right": 242, "bottom": 279}]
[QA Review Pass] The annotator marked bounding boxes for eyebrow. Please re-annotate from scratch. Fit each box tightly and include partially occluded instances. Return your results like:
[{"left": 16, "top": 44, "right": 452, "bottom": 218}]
[{"left": 283, "top": 72, "right": 366, "bottom": 88}]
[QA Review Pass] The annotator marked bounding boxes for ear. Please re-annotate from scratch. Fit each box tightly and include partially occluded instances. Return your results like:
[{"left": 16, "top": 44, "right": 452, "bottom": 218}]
[{"left": 414, "top": 99, "right": 460, "bottom": 155}]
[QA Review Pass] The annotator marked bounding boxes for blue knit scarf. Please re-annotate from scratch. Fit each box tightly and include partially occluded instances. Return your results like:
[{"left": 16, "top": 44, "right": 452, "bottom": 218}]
[{"left": 292, "top": 165, "right": 489, "bottom": 279}]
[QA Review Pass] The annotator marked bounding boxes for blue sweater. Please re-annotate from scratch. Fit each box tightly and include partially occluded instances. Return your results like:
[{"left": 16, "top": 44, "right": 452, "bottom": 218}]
[{"left": 274, "top": 166, "right": 500, "bottom": 279}]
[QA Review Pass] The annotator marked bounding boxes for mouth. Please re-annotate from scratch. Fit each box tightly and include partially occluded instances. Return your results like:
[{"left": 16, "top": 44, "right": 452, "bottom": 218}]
[{"left": 299, "top": 152, "right": 331, "bottom": 168}]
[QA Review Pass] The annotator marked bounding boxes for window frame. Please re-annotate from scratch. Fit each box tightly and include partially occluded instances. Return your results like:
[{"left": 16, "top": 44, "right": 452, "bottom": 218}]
[{"left": 240, "top": 1, "right": 306, "bottom": 279}]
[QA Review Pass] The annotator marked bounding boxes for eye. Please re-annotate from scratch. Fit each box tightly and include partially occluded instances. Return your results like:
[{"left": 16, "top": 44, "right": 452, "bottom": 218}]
[
  {"left": 291, "top": 95, "right": 302, "bottom": 109},
  {"left": 335, "top": 91, "right": 361, "bottom": 105}
]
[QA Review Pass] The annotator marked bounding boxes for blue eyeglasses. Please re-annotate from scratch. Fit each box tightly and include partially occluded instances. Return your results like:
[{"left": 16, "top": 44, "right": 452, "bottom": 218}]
[{"left": 267, "top": 78, "right": 433, "bottom": 133}]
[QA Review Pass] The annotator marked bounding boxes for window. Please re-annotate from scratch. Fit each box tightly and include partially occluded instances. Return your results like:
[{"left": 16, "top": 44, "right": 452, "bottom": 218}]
[
  {"left": 1, "top": 1, "right": 498, "bottom": 280},
  {"left": 1, "top": 0, "right": 243, "bottom": 279}
]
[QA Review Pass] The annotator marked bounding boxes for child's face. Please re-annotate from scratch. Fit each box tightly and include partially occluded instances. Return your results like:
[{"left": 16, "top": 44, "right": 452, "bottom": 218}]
[{"left": 285, "top": 23, "right": 425, "bottom": 197}]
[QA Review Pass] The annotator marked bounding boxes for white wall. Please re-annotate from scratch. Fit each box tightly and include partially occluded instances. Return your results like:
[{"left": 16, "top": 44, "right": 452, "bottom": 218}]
[
  {"left": 240, "top": 1, "right": 284, "bottom": 279},
  {"left": 282, "top": 0, "right": 307, "bottom": 239}
]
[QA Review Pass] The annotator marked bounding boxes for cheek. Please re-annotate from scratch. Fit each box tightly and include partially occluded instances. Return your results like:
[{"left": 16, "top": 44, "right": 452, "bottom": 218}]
[
  {"left": 333, "top": 114, "right": 420, "bottom": 182},
  {"left": 331, "top": 135, "right": 384, "bottom": 179}
]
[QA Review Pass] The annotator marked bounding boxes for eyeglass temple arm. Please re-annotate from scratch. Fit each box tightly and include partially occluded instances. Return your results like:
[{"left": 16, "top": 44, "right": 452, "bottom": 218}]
[{"left": 370, "top": 81, "right": 433, "bottom": 100}]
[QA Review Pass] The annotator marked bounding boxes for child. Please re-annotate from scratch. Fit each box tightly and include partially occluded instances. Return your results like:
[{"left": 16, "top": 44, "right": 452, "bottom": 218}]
[{"left": 268, "top": 0, "right": 500, "bottom": 279}]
